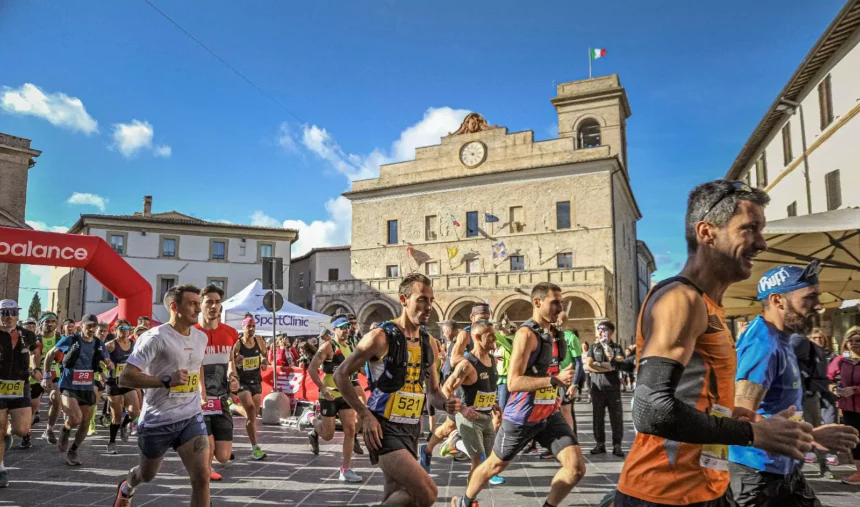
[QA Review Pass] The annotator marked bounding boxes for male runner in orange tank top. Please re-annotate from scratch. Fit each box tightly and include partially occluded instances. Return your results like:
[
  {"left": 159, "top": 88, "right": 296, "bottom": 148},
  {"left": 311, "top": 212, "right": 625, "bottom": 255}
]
[{"left": 614, "top": 180, "right": 815, "bottom": 507}]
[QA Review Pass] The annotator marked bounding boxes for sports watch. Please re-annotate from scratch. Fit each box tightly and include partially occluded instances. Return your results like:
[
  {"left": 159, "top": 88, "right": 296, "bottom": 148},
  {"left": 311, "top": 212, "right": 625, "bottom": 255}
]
[{"left": 161, "top": 374, "right": 172, "bottom": 389}]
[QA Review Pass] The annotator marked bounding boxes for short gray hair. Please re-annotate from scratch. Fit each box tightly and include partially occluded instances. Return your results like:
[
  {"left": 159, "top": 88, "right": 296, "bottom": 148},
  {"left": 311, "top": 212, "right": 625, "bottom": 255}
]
[{"left": 685, "top": 180, "right": 770, "bottom": 253}]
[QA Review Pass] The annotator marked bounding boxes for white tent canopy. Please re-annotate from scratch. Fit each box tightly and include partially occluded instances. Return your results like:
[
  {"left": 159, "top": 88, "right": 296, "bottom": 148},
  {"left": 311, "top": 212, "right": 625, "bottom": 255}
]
[
  {"left": 723, "top": 208, "right": 860, "bottom": 316},
  {"left": 221, "top": 280, "right": 330, "bottom": 337}
]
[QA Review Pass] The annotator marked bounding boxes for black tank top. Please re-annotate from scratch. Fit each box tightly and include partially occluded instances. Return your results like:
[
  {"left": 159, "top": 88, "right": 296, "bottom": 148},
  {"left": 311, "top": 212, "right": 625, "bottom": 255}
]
[
  {"left": 237, "top": 337, "right": 263, "bottom": 383},
  {"left": 460, "top": 352, "right": 498, "bottom": 412},
  {"left": 109, "top": 339, "right": 134, "bottom": 380}
]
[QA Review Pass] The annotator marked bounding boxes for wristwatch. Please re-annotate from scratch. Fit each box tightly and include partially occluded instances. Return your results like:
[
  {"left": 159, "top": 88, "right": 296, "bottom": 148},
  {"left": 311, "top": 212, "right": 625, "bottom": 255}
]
[
  {"left": 161, "top": 375, "right": 172, "bottom": 389},
  {"left": 550, "top": 376, "right": 562, "bottom": 388}
]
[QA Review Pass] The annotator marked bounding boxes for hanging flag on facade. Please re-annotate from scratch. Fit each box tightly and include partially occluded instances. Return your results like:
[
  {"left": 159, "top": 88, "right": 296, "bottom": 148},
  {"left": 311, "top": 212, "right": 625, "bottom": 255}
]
[
  {"left": 406, "top": 246, "right": 413, "bottom": 257},
  {"left": 484, "top": 212, "right": 500, "bottom": 223},
  {"left": 447, "top": 247, "right": 459, "bottom": 260},
  {"left": 491, "top": 241, "right": 508, "bottom": 261},
  {"left": 451, "top": 215, "right": 461, "bottom": 227}
]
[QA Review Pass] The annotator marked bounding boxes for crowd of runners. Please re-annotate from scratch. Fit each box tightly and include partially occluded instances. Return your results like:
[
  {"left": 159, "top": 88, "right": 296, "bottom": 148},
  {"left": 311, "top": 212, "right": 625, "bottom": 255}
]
[{"left": 1, "top": 179, "right": 860, "bottom": 507}]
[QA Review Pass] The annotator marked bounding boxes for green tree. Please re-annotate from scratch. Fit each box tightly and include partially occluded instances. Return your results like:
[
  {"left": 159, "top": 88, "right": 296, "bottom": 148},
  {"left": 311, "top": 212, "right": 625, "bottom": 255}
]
[{"left": 28, "top": 294, "right": 42, "bottom": 320}]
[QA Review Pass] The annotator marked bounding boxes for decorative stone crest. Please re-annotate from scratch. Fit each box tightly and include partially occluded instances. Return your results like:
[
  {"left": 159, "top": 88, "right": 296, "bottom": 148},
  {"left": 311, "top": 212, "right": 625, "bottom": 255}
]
[{"left": 449, "top": 113, "right": 498, "bottom": 135}]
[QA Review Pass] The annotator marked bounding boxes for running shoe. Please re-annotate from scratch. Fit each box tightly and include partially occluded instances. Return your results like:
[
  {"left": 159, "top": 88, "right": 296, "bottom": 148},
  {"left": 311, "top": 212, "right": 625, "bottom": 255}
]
[
  {"left": 418, "top": 443, "right": 432, "bottom": 473},
  {"left": 0, "top": 470, "right": 7, "bottom": 488},
  {"left": 308, "top": 431, "right": 319, "bottom": 455},
  {"left": 539, "top": 449, "right": 554, "bottom": 459},
  {"left": 804, "top": 452, "right": 816, "bottom": 463},
  {"left": 3, "top": 435, "right": 12, "bottom": 451},
  {"left": 439, "top": 431, "right": 460, "bottom": 457},
  {"left": 113, "top": 480, "right": 133, "bottom": 507},
  {"left": 65, "top": 449, "right": 82, "bottom": 466},
  {"left": 251, "top": 446, "right": 267, "bottom": 460},
  {"left": 32, "top": 414, "right": 40, "bottom": 425},
  {"left": 488, "top": 475, "right": 505, "bottom": 485},
  {"left": 57, "top": 430, "right": 70, "bottom": 452},
  {"left": 827, "top": 454, "right": 838, "bottom": 466},
  {"left": 20, "top": 434, "right": 31, "bottom": 449},
  {"left": 450, "top": 496, "right": 478, "bottom": 507},
  {"left": 42, "top": 428, "right": 57, "bottom": 444},
  {"left": 820, "top": 468, "right": 836, "bottom": 480},
  {"left": 88, "top": 418, "right": 97, "bottom": 436},
  {"left": 121, "top": 425, "right": 129, "bottom": 442},
  {"left": 210, "top": 471, "right": 222, "bottom": 481},
  {"left": 339, "top": 468, "right": 362, "bottom": 483},
  {"left": 353, "top": 435, "right": 364, "bottom": 455},
  {"left": 107, "top": 442, "right": 117, "bottom": 454},
  {"left": 842, "top": 472, "right": 860, "bottom": 485}
]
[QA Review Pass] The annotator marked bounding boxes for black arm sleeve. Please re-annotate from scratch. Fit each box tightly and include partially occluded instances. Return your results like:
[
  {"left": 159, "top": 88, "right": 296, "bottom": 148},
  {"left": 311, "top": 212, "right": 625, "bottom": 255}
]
[
  {"left": 573, "top": 355, "right": 584, "bottom": 385},
  {"left": 633, "top": 356, "right": 754, "bottom": 446}
]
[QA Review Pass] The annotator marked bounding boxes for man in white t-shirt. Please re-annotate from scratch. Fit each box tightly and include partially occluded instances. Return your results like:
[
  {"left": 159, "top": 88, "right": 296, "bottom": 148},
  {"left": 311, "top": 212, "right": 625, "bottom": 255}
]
[{"left": 113, "top": 285, "right": 209, "bottom": 507}]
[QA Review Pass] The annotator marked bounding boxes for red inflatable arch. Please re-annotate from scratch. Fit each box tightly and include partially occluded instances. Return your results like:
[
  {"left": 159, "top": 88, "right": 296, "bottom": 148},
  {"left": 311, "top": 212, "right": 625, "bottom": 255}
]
[{"left": 0, "top": 226, "right": 152, "bottom": 322}]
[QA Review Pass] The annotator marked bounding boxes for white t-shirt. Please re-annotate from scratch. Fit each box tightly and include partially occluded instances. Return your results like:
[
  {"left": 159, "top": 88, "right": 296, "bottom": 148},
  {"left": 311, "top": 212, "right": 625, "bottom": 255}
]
[{"left": 127, "top": 323, "right": 207, "bottom": 427}]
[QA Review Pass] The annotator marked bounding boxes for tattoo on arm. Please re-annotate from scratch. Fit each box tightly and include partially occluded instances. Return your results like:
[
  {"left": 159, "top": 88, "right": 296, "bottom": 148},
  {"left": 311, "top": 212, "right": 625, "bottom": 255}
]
[{"left": 735, "top": 380, "right": 768, "bottom": 410}]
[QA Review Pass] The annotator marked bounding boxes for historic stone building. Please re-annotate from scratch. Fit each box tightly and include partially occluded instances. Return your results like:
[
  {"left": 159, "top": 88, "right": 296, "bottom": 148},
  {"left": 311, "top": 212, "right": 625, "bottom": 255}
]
[
  {"left": 316, "top": 75, "right": 643, "bottom": 344},
  {"left": 0, "top": 133, "right": 41, "bottom": 301}
]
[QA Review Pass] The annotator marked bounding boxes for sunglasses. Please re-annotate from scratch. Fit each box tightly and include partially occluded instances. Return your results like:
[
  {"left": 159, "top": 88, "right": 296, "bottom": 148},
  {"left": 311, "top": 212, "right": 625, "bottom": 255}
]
[
  {"left": 597, "top": 326, "right": 609, "bottom": 331},
  {"left": 1, "top": 309, "right": 19, "bottom": 317},
  {"left": 119, "top": 326, "right": 133, "bottom": 331},
  {"left": 700, "top": 181, "right": 753, "bottom": 222}
]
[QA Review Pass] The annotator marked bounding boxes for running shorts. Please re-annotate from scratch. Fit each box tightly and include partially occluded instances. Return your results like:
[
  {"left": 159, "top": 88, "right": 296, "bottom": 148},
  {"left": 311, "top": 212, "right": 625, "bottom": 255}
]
[
  {"left": 729, "top": 462, "right": 820, "bottom": 507},
  {"left": 0, "top": 382, "right": 31, "bottom": 410},
  {"left": 204, "top": 410, "right": 233, "bottom": 442},
  {"left": 320, "top": 396, "right": 352, "bottom": 417},
  {"left": 493, "top": 411, "right": 577, "bottom": 462},
  {"left": 60, "top": 388, "right": 97, "bottom": 407},
  {"left": 105, "top": 379, "right": 133, "bottom": 397},
  {"left": 138, "top": 413, "right": 208, "bottom": 459},
  {"left": 560, "top": 386, "right": 572, "bottom": 406},
  {"left": 30, "top": 382, "right": 44, "bottom": 399},
  {"left": 455, "top": 411, "right": 495, "bottom": 459},
  {"left": 239, "top": 380, "right": 262, "bottom": 396},
  {"left": 614, "top": 490, "right": 736, "bottom": 507},
  {"left": 368, "top": 413, "right": 420, "bottom": 466}
]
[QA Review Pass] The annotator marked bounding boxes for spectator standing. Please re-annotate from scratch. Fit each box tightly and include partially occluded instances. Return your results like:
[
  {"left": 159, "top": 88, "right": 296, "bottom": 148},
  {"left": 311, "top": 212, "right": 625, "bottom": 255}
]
[
  {"left": 829, "top": 326, "right": 860, "bottom": 485},
  {"left": 585, "top": 320, "right": 626, "bottom": 457},
  {"left": 579, "top": 341, "right": 590, "bottom": 402}
]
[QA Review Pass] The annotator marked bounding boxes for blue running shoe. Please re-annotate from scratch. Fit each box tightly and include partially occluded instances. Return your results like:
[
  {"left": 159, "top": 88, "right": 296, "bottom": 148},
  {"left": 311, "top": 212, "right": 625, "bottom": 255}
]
[
  {"left": 489, "top": 475, "right": 505, "bottom": 485},
  {"left": 418, "top": 443, "right": 432, "bottom": 474}
]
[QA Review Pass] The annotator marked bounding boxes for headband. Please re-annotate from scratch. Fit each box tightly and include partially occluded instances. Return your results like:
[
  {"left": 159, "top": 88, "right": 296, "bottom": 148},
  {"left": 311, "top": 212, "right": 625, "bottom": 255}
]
[
  {"left": 39, "top": 312, "right": 58, "bottom": 324},
  {"left": 242, "top": 316, "right": 255, "bottom": 327}
]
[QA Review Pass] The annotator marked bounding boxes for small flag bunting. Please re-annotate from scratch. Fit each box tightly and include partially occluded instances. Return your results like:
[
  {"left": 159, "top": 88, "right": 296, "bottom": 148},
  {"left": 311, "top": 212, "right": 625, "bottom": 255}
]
[
  {"left": 484, "top": 212, "right": 500, "bottom": 223},
  {"left": 446, "top": 247, "right": 459, "bottom": 260},
  {"left": 451, "top": 215, "right": 461, "bottom": 227},
  {"left": 491, "top": 241, "right": 508, "bottom": 261}
]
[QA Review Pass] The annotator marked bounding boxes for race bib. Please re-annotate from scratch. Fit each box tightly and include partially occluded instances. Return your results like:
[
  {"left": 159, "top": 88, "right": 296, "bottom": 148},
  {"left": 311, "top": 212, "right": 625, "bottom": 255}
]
[
  {"left": 474, "top": 391, "right": 496, "bottom": 411},
  {"left": 243, "top": 356, "right": 261, "bottom": 370},
  {"left": 534, "top": 386, "right": 558, "bottom": 405},
  {"left": 0, "top": 380, "right": 25, "bottom": 398},
  {"left": 115, "top": 364, "right": 126, "bottom": 377},
  {"left": 202, "top": 398, "right": 223, "bottom": 415},
  {"left": 790, "top": 411, "right": 803, "bottom": 422},
  {"left": 72, "top": 370, "right": 94, "bottom": 386},
  {"left": 700, "top": 404, "right": 732, "bottom": 471},
  {"left": 169, "top": 372, "right": 200, "bottom": 398},
  {"left": 387, "top": 390, "right": 424, "bottom": 424}
]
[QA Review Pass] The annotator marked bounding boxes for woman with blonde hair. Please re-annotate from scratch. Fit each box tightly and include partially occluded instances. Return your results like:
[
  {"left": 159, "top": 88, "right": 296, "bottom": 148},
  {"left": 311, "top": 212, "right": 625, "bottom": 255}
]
[{"left": 828, "top": 326, "right": 860, "bottom": 484}]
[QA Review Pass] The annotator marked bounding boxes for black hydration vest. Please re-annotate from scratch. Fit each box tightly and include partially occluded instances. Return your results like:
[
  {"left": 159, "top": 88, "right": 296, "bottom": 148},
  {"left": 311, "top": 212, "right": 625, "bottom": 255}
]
[
  {"left": 373, "top": 321, "right": 433, "bottom": 394},
  {"left": 520, "top": 319, "right": 566, "bottom": 377},
  {"left": 461, "top": 352, "right": 498, "bottom": 409},
  {"left": 61, "top": 334, "right": 105, "bottom": 373}
]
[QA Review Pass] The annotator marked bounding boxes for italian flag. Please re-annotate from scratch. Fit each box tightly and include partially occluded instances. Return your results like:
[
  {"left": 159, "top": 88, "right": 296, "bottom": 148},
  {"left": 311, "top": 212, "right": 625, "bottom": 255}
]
[{"left": 590, "top": 48, "right": 607, "bottom": 60}]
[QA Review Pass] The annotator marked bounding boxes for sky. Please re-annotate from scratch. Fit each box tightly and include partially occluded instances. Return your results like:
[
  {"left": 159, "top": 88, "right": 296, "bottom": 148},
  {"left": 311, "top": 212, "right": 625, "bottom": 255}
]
[{"left": 0, "top": 0, "right": 847, "bottom": 309}]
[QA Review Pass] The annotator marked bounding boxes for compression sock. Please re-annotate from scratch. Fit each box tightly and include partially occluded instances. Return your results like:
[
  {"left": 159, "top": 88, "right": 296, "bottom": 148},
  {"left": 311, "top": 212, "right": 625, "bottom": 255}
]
[
  {"left": 121, "top": 414, "right": 132, "bottom": 428},
  {"left": 0, "top": 461, "right": 6, "bottom": 472},
  {"left": 109, "top": 424, "right": 120, "bottom": 443},
  {"left": 70, "top": 443, "right": 78, "bottom": 452}
]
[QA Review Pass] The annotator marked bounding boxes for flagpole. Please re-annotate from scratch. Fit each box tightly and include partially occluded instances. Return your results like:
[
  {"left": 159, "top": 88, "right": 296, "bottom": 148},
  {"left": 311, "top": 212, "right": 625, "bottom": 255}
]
[{"left": 588, "top": 47, "right": 592, "bottom": 79}]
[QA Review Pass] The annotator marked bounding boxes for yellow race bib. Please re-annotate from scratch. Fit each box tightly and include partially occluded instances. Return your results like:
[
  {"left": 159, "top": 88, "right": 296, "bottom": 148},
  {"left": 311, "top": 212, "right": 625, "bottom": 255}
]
[
  {"left": 115, "top": 363, "right": 126, "bottom": 377},
  {"left": 169, "top": 372, "right": 200, "bottom": 398},
  {"left": 243, "top": 356, "right": 261, "bottom": 370},
  {"left": 534, "top": 386, "right": 557, "bottom": 405},
  {"left": 0, "top": 380, "right": 25, "bottom": 398},
  {"left": 386, "top": 391, "right": 424, "bottom": 424},
  {"left": 474, "top": 391, "right": 496, "bottom": 411},
  {"left": 700, "top": 404, "right": 732, "bottom": 471}
]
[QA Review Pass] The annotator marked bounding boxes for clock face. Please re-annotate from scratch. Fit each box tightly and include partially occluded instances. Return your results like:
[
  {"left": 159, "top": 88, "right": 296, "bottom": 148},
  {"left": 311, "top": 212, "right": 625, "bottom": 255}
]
[{"left": 460, "top": 141, "right": 487, "bottom": 168}]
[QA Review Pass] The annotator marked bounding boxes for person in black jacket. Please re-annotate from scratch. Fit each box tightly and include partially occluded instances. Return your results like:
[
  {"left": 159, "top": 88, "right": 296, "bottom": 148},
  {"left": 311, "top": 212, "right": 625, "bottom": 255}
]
[
  {"left": 792, "top": 329, "right": 838, "bottom": 479},
  {"left": 585, "top": 320, "right": 626, "bottom": 458}
]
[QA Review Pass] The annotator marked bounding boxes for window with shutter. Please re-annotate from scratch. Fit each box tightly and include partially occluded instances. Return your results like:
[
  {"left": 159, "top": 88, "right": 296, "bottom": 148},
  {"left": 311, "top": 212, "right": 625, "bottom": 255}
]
[
  {"left": 787, "top": 202, "right": 797, "bottom": 217},
  {"left": 818, "top": 75, "right": 834, "bottom": 130},
  {"left": 755, "top": 154, "right": 768, "bottom": 188},
  {"left": 781, "top": 124, "right": 792, "bottom": 165},
  {"left": 825, "top": 170, "right": 842, "bottom": 211}
]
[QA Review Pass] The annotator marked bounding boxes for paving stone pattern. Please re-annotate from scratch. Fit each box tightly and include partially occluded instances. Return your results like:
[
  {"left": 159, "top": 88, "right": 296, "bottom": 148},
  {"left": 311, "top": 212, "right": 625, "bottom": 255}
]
[{"left": 3, "top": 393, "right": 860, "bottom": 506}]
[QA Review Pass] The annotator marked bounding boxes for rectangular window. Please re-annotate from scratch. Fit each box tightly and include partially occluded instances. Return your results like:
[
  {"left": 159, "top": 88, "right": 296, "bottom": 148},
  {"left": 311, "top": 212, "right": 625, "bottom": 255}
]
[
  {"left": 755, "top": 153, "right": 768, "bottom": 188},
  {"left": 387, "top": 220, "right": 398, "bottom": 245},
  {"left": 239, "top": 243, "right": 246, "bottom": 256},
  {"left": 386, "top": 265, "right": 399, "bottom": 278},
  {"left": 556, "top": 201, "right": 571, "bottom": 230},
  {"left": 210, "top": 239, "right": 227, "bottom": 261},
  {"left": 260, "top": 243, "right": 273, "bottom": 259},
  {"left": 509, "top": 206, "right": 524, "bottom": 232},
  {"left": 557, "top": 252, "right": 573, "bottom": 269},
  {"left": 328, "top": 268, "right": 339, "bottom": 281},
  {"left": 298, "top": 272, "right": 304, "bottom": 289},
  {"left": 466, "top": 211, "right": 479, "bottom": 237},
  {"left": 510, "top": 255, "right": 524, "bottom": 271},
  {"left": 424, "top": 215, "right": 438, "bottom": 241},
  {"left": 161, "top": 237, "right": 176, "bottom": 258},
  {"left": 157, "top": 276, "right": 176, "bottom": 303},
  {"left": 109, "top": 234, "right": 125, "bottom": 255},
  {"left": 818, "top": 74, "right": 834, "bottom": 130},
  {"left": 207, "top": 277, "right": 227, "bottom": 293},
  {"left": 102, "top": 288, "right": 117, "bottom": 303},
  {"left": 825, "top": 169, "right": 842, "bottom": 211},
  {"left": 425, "top": 261, "right": 439, "bottom": 276},
  {"left": 742, "top": 171, "right": 751, "bottom": 187},
  {"left": 782, "top": 123, "right": 793, "bottom": 165},
  {"left": 466, "top": 258, "right": 480, "bottom": 273},
  {"left": 787, "top": 202, "right": 797, "bottom": 217}
]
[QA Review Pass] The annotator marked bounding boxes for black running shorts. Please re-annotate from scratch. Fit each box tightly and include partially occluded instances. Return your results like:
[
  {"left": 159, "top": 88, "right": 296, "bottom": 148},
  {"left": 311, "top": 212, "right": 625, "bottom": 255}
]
[
  {"left": 239, "top": 380, "right": 262, "bottom": 396},
  {"left": 30, "top": 382, "right": 44, "bottom": 399},
  {"left": 368, "top": 413, "right": 420, "bottom": 466},
  {"left": 105, "top": 379, "right": 133, "bottom": 397},
  {"left": 204, "top": 411, "right": 234, "bottom": 442},
  {"left": 493, "top": 411, "right": 578, "bottom": 462},
  {"left": 60, "top": 388, "right": 97, "bottom": 407},
  {"left": 320, "top": 396, "right": 353, "bottom": 417}
]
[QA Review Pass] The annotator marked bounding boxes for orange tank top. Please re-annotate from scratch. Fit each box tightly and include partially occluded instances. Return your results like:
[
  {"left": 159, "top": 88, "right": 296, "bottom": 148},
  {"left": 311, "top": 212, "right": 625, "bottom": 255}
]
[{"left": 617, "top": 276, "right": 736, "bottom": 505}]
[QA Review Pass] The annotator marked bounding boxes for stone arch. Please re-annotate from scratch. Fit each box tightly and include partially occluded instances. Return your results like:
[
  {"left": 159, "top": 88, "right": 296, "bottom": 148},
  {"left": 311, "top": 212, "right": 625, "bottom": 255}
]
[
  {"left": 319, "top": 300, "right": 355, "bottom": 317},
  {"left": 445, "top": 296, "right": 485, "bottom": 326},
  {"left": 424, "top": 301, "right": 444, "bottom": 338},
  {"left": 571, "top": 113, "right": 608, "bottom": 130},
  {"left": 494, "top": 293, "right": 532, "bottom": 325},
  {"left": 561, "top": 291, "right": 603, "bottom": 343},
  {"left": 357, "top": 299, "right": 398, "bottom": 332}
]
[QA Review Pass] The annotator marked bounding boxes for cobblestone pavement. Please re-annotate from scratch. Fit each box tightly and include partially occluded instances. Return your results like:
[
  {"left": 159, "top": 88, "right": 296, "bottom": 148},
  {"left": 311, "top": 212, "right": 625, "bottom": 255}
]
[{"left": 3, "top": 393, "right": 860, "bottom": 506}]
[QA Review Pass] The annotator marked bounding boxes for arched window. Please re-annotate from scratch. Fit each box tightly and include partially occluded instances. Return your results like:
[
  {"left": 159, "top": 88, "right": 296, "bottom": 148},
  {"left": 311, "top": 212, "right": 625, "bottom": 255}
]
[{"left": 577, "top": 119, "right": 601, "bottom": 149}]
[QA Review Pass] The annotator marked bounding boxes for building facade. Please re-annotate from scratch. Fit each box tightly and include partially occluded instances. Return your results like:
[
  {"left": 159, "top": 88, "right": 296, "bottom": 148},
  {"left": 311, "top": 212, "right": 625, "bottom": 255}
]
[
  {"left": 0, "top": 133, "right": 41, "bottom": 301},
  {"left": 636, "top": 240, "right": 656, "bottom": 311},
  {"left": 726, "top": 0, "right": 860, "bottom": 220},
  {"left": 288, "top": 246, "right": 352, "bottom": 311},
  {"left": 315, "top": 75, "right": 643, "bottom": 344},
  {"left": 51, "top": 196, "right": 297, "bottom": 322}
]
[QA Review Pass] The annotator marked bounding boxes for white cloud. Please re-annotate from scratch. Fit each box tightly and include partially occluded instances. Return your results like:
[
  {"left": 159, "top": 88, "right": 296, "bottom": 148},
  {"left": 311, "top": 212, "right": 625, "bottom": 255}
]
[
  {"left": 0, "top": 83, "right": 98, "bottom": 135},
  {"left": 153, "top": 144, "right": 172, "bottom": 158},
  {"left": 24, "top": 265, "right": 51, "bottom": 288},
  {"left": 299, "top": 106, "right": 470, "bottom": 182},
  {"left": 277, "top": 122, "right": 298, "bottom": 153},
  {"left": 250, "top": 196, "right": 351, "bottom": 256},
  {"left": 26, "top": 220, "right": 69, "bottom": 233},
  {"left": 67, "top": 192, "right": 107, "bottom": 211}
]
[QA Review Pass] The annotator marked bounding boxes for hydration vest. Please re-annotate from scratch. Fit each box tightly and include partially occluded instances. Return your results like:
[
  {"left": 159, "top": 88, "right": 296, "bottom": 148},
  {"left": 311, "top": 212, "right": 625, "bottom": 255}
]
[
  {"left": 372, "top": 321, "right": 433, "bottom": 394},
  {"left": 520, "top": 319, "right": 566, "bottom": 377},
  {"left": 61, "top": 334, "right": 105, "bottom": 373}
]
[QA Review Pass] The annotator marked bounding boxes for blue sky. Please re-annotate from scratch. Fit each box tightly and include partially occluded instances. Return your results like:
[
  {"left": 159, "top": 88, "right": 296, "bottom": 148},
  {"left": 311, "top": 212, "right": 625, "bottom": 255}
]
[{"left": 1, "top": 0, "right": 846, "bottom": 308}]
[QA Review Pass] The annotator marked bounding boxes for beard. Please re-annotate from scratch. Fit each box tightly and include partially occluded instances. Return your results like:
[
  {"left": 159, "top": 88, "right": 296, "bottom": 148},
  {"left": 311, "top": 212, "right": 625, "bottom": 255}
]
[
  {"left": 784, "top": 299, "right": 815, "bottom": 335},
  {"left": 712, "top": 247, "right": 749, "bottom": 283}
]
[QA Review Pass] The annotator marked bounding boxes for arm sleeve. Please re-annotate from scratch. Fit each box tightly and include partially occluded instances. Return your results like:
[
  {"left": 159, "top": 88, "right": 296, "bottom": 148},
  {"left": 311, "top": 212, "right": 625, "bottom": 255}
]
[
  {"left": 633, "top": 355, "right": 755, "bottom": 446},
  {"left": 573, "top": 355, "right": 584, "bottom": 385}
]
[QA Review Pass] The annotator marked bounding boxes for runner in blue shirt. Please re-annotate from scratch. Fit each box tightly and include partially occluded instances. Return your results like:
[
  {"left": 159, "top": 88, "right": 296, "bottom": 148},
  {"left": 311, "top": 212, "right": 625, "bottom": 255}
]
[{"left": 729, "top": 261, "right": 859, "bottom": 506}]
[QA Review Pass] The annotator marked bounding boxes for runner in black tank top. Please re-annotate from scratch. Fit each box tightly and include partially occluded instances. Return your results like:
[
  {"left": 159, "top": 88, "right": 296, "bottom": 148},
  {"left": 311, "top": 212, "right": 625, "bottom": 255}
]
[
  {"left": 104, "top": 320, "right": 140, "bottom": 454},
  {"left": 232, "top": 316, "right": 268, "bottom": 460},
  {"left": 442, "top": 320, "right": 505, "bottom": 482}
]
